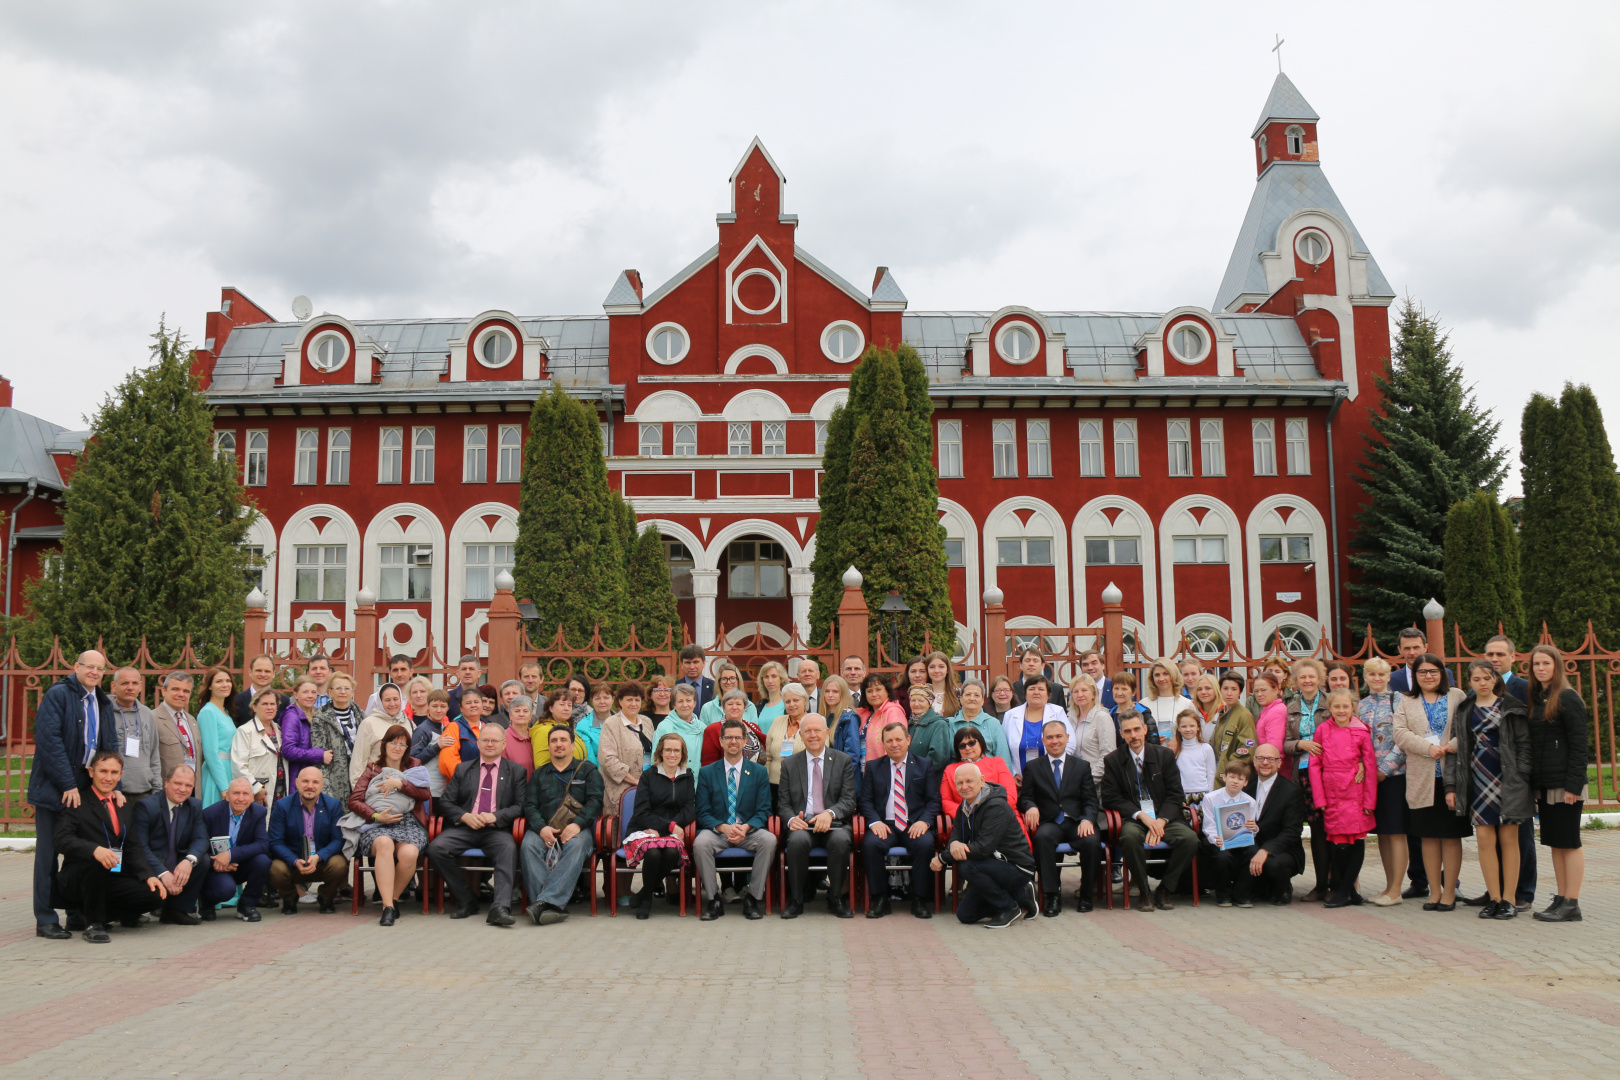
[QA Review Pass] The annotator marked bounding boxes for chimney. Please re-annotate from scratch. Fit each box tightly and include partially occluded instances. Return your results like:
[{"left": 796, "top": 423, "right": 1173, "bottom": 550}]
[
  {"left": 872, "top": 266, "right": 889, "bottom": 292},
  {"left": 0, "top": 376, "right": 12, "bottom": 408},
  {"left": 625, "top": 270, "right": 643, "bottom": 299}
]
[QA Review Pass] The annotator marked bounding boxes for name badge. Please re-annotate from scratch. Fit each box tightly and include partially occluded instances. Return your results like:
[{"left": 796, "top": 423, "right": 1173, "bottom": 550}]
[
  {"left": 109, "top": 847, "right": 123, "bottom": 874},
  {"left": 1139, "top": 798, "right": 1156, "bottom": 818},
  {"left": 125, "top": 736, "right": 142, "bottom": 757}
]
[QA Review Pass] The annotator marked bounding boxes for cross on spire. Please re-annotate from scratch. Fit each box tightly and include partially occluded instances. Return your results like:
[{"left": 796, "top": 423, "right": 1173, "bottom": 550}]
[{"left": 1272, "top": 34, "right": 1285, "bottom": 73}]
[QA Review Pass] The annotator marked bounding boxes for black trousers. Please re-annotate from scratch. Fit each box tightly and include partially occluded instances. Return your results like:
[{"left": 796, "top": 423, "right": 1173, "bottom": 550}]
[
  {"left": 860, "top": 822, "right": 935, "bottom": 901},
  {"left": 1033, "top": 819, "right": 1101, "bottom": 902},
  {"left": 201, "top": 854, "right": 272, "bottom": 907},
  {"left": 154, "top": 862, "right": 207, "bottom": 914},
  {"left": 635, "top": 846, "right": 683, "bottom": 902},
  {"left": 1209, "top": 843, "right": 1266, "bottom": 901},
  {"left": 56, "top": 859, "right": 163, "bottom": 926},
  {"left": 954, "top": 858, "right": 1033, "bottom": 923},
  {"left": 783, "top": 826, "right": 852, "bottom": 904}
]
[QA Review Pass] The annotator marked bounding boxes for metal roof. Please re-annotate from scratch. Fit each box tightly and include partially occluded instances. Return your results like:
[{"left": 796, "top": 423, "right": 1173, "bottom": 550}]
[
  {"left": 1252, "top": 72, "right": 1320, "bottom": 136},
  {"left": 1213, "top": 162, "right": 1395, "bottom": 312},
  {"left": 0, "top": 407, "right": 71, "bottom": 488},
  {"left": 601, "top": 271, "right": 641, "bottom": 308},
  {"left": 871, "top": 267, "right": 908, "bottom": 305}
]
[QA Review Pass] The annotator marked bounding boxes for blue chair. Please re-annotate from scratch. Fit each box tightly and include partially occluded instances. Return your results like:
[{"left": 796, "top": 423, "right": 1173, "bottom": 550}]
[
  {"left": 774, "top": 816, "right": 856, "bottom": 911},
  {"left": 607, "top": 789, "right": 693, "bottom": 917},
  {"left": 1044, "top": 833, "right": 1113, "bottom": 910},
  {"left": 691, "top": 823, "right": 774, "bottom": 914},
  {"left": 1119, "top": 808, "right": 1200, "bottom": 908},
  {"left": 854, "top": 817, "right": 946, "bottom": 913},
  {"left": 429, "top": 816, "right": 527, "bottom": 913}
]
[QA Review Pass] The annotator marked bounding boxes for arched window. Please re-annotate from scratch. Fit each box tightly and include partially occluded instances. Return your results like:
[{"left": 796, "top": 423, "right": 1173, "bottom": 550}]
[
  {"left": 244, "top": 431, "right": 268, "bottom": 487},
  {"left": 1286, "top": 125, "right": 1304, "bottom": 155}
]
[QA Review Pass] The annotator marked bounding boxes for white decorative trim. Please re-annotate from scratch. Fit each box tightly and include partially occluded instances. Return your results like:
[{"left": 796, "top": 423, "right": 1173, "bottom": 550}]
[
  {"left": 1295, "top": 228, "right": 1331, "bottom": 266},
  {"left": 276, "top": 504, "right": 363, "bottom": 635},
  {"left": 938, "top": 498, "right": 981, "bottom": 648},
  {"left": 361, "top": 503, "right": 448, "bottom": 659},
  {"left": 308, "top": 330, "right": 350, "bottom": 373},
  {"left": 1071, "top": 495, "right": 1157, "bottom": 649},
  {"left": 1254, "top": 612, "right": 1324, "bottom": 654},
  {"left": 1258, "top": 209, "right": 1362, "bottom": 400},
  {"left": 724, "top": 235, "right": 788, "bottom": 326},
  {"left": 820, "top": 320, "right": 865, "bottom": 363},
  {"left": 243, "top": 512, "right": 278, "bottom": 613},
  {"left": 645, "top": 321, "right": 691, "bottom": 365},
  {"left": 728, "top": 137, "right": 787, "bottom": 216},
  {"left": 966, "top": 306, "right": 1066, "bottom": 378},
  {"left": 809, "top": 388, "right": 848, "bottom": 421},
  {"left": 378, "top": 608, "right": 429, "bottom": 660},
  {"left": 1244, "top": 495, "right": 1332, "bottom": 652},
  {"left": 1165, "top": 321, "right": 1211, "bottom": 364},
  {"left": 628, "top": 389, "right": 702, "bottom": 423},
  {"left": 1157, "top": 495, "right": 1245, "bottom": 658},
  {"left": 472, "top": 324, "right": 518, "bottom": 370},
  {"left": 981, "top": 497, "right": 1069, "bottom": 626},
  {"left": 1169, "top": 612, "right": 1234, "bottom": 658},
  {"left": 444, "top": 311, "right": 544, "bottom": 382},
  {"left": 702, "top": 518, "right": 806, "bottom": 574},
  {"left": 446, "top": 501, "right": 519, "bottom": 660},
  {"left": 995, "top": 320, "right": 1041, "bottom": 365},
  {"left": 1140, "top": 307, "right": 1234, "bottom": 378},
  {"left": 462, "top": 609, "right": 490, "bottom": 659},
  {"left": 294, "top": 609, "right": 346, "bottom": 656},
  {"left": 722, "top": 621, "right": 790, "bottom": 647},
  {"left": 281, "top": 315, "right": 383, "bottom": 387},
  {"left": 720, "top": 387, "right": 790, "bottom": 422},
  {"left": 732, "top": 268, "right": 782, "bottom": 317},
  {"left": 723, "top": 344, "right": 789, "bottom": 376}
]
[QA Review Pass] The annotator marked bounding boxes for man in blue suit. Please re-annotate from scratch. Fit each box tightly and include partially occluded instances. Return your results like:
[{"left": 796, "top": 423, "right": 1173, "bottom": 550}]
[
  {"left": 27, "top": 651, "right": 120, "bottom": 939},
  {"left": 693, "top": 717, "right": 775, "bottom": 921},
  {"left": 858, "top": 721, "right": 941, "bottom": 919},
  {"left": 129, "top": 764, "right": 210, "bottom": 925},
  {"left": 200, "top": 778, "right": 271, "bottom": 922},
  {"left": 267, "top": 766, "right": 348, "bottom": 914},
  {"left": 676, "top": 645, "right": 716, "bottom": 713}
]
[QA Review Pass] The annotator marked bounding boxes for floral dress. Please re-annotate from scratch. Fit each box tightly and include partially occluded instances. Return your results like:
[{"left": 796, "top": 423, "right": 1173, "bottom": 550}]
[
  {"left": 1469, "top": 703, "right": 1504, "bottom": 827},
  {"left": 1359, "top": 691, "right": 1404, "bottom": 778}
]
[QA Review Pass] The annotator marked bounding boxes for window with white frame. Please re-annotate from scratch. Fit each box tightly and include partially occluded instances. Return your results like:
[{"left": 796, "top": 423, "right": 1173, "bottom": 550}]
[
  {"left": 992, "top": 420, "right": 1017, "bottom": 478},
  {"left": 1167, "top": 420, "right": 1193, "bottom": 477},
  {"left": 1285, "top": 418, "right": 1310, "bottom": 475},
  {"left": 464, "top": 543, "right": 514, "bottom": 601},
  {"left": 497, "top": 425, "right": 521, "bottom": 482},
  {"left": 245, "top": 431, "right": 268, "bottom": 487},
  {"left": 1183, "top": 625, "right": 1228, "bottom": 659},
  {"left": 214, "top": 431, "right": 236, "bottom": 462},
  {"left": 1085, "top": 537, "right": 1140, "bottom": 565},
  {"left": 1286, "top": 125, "right": 1304, "bottom": 154},
  {"left": 412, "top": 428, "right": 435, "bottom": 483},
  {"left": 997, "top": 537, "right": 1053, "bottom": 566},
  {"left": 664, "top": 541, "right": 695, "bottom": 598},
  {"left": 463, "top": 426, "right": 487, "bottom": 482},
  {"left": 1078, "top": 421, "right": 1103, "bottom": 477},
  {"left": 378, "top": 544, "right": 433, "bottom": 601},
  {"left": 937, "top": 420, "right": 962, "bottom": 478},
  {"left": 1200, "top": 419, "right": 1225, "bottom": 476},
  {"left": 1026, "top": 420, "right": 1051, "bottom": 477},
  {"left": 672, "top": 423, "right": 696, "bottom": 457},
  {"left": 1173, "top": 536, "right": 1228, "bottom": 563},
  {"left": 243, "top": 545, "right": 266, "bottom": 594},
  {"left": 1113, "top": 420, "right": 1139, "bottom": 477},
  {"left": 761, "top": 421, "right": 786, "bottom": 456},
  {"left": 728, "top": 422, "right": 751, "bottom": 456},
  {"left": 815, "top": 421, "right": 828, "bottom": 457},
  {"left": 294, "top": 544, "right": 345, "bottom": 601},
  {"left": 294, "top": 430, "right": 318, "bottom": 484},
  {"left": 727, "top": 540, "right": 786, "bottom": 598},
  {"left": 639, "top": 423, "right": 663, "bottom": 457},
  {"left": 1252, "top": 419, "right": 1277, "bottom": 476},
  {"left": 379, "top": 428, "right": 402, "bottom": 484},
  {"left": 944, "top": 539, "right": 965, "bottom": 567},
  {"left": 327, "top": 428, "right": 350, "bottom": 485},
  {"left": 1260, "top": 534, "right": 1313, "bottom": 563},
  {"left": 599, "top": 422, "right": 610, "bottom": 455}
]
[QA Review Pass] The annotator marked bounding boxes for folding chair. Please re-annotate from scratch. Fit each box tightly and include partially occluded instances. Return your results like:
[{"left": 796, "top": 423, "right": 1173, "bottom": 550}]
[
  {"left": 854, "top": 817, "right": 947, "bottom": 913},
  {"left": 351, "top": 824, "right": 431, "bottom": 915},
  {"left": 430, "top": 817, "right": 528, "bottom": 913},
  {"left": 1039, "top": 823, "right": 1113, "bottom": 911},
  {"left": 607, "top": 789, "right": 693, "bottom": 917},
  {"left": 1120, "top": 807, "right": 1200, "bottom": 908},
  {"left": 690, "top": 821, "right": 773, "bottom": 914},
  {"left": 775, "top": 816, "right": 858, "bottom": 912}
]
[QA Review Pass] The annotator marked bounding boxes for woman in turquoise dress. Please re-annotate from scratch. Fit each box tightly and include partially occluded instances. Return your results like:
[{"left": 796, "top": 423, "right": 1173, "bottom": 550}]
[{"left": 196, "top": 665, "right": 238, "bottom": 806}]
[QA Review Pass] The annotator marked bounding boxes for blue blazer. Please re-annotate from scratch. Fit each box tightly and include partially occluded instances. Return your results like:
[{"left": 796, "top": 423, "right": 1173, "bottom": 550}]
[
  {"left": 201, "top": 799, "right": 270, "bottom": 864},
  {"left": 858, "top": 752, "right": 941, "bottom": 829},
  {"left": 129, "top": 792, "right": 210, "bottom": 873},
  {"left": 1503, "top": 672, "right": 1529, "bottom": 703},
  {"left": 268, "top": 792, "right": 345, "bottom": 865},
  {"left": 26, "top": 676, "right": 119, "bottom": 808},
  {"left": 1389, "top": 664, "right": 1455, "bottom": 694},
  {"left": 695, "top": 757, "right": 772, "bottom": 831},
  {"left": 678, "top": 675, "right": 717, "bottom": 713}
]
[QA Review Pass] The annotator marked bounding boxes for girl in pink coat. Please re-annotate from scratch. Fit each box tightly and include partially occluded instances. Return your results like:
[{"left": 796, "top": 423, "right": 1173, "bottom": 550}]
[
  {"left": 1251, "top": 673, "right": 1290, "bottom": 773},
  {"left": 1310, "top": 688, "right": 1377, "bottom": 908}
]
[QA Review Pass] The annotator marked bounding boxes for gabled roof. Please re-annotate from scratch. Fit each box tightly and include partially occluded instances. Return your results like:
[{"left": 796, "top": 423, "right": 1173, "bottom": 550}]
[
  {"left": 0, "top": 407, "right": 72, "bottom": 488},
  {"left": 1212, "top": 162, "right": 1395, "bottom": 312},
  {"left": 871, "top": 268, "right": 908, "bottom": 306},
  {"left": 793, "top": 246, "right": 871, "bottom": 308},
  {"left": 1252, "top": 72, "right": 1319, "bottom": 137},
  {"left": 640, "top": 245, "right": 719, "bottom": 311},
  {"left": 602, "top": 271, "right": 641, "bottom": 308}
]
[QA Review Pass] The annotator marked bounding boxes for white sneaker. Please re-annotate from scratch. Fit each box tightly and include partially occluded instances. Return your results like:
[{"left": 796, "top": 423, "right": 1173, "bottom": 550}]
[{"left": 298, "top": 893, "right": 318, "bottom": 905}]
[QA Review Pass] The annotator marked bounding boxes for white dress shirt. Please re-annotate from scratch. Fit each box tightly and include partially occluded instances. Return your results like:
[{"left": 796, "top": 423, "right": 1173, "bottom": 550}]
[{"left": 1254, "top": 774, "right": 1276, "bottom": 818}]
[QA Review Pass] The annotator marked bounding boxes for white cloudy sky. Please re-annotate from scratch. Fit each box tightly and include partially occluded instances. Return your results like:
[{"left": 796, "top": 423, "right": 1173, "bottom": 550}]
[{"left": 3, "top": 1, "right": 1616, "bottom": 491}]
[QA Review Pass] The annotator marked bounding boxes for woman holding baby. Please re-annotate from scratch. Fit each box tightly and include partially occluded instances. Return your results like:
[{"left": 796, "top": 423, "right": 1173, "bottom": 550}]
[{"left": 348, "top": 723, "right": 432, "bottom": 925}]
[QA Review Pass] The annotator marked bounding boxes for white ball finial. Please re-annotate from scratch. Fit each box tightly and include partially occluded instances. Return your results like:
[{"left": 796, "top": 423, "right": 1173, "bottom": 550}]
[
  {"left": 355, "top": 587, "right": 376, "bottom": 607},
  {"left": 842, "top": 565, "right": 862, "bottom": 588},
  {"left": 245, "top": 586, "right": 266, "bottom": 610},
  {"left": 982, "top": 585, "right": 1004, "bottom": 607},
  {"left": 1422, "top": 598, "right": 1445, "bottom": 621},
  {"left": 1101, "top": 581, "right": 1124, "bottom": 605},
  {"left": 494, "top": 570, "right": 515, "bottom": 593}
]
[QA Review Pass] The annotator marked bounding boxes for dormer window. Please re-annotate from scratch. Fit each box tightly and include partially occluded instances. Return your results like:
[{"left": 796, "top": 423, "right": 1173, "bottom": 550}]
[
  {"left": 996, "top": 322, "right": 1038, "bottom": 363},
  {"left": 309, "top": 331, "right": 348, "bottom": 372},
  {"left": 1258, "top": 135, "right": 1267, "bottom": 162},
  {"left": 1286, "top": 125, "right": 1304, "bottom": 155},
  {"left": 475, "top": 325, "right": 516, "bottom": 368},
  {"left": 1296, "top": 230, "right": 1330, "bottom": 266}
]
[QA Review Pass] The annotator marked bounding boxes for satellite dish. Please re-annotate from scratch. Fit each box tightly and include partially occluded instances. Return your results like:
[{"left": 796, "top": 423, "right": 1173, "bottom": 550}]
[{"left": 291, "top": 295, "right": 313, "bottom": 321}]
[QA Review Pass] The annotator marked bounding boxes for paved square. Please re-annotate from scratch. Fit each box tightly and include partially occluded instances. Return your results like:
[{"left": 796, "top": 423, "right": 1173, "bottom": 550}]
[{"left": 1, "top": 835, "right": 1616, "bottom": 1079}]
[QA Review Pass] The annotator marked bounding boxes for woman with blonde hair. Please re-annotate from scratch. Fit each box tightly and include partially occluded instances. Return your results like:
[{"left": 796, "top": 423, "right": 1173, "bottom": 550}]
[
  {"left": 1189, "top": 673, "right": 1223, "bottom": 742},
  {"left": 403, "top": 675, "right": 433, "bottom": 721},
  {"left": 1360, "top": 657, "right": 1407, "bottom": 905},
  {"left": 1142, "top": 658, "right": 1184, "bottom": 741},
  {"left": 1067, "top": 673, "right": 1115, "bottom": 781}
]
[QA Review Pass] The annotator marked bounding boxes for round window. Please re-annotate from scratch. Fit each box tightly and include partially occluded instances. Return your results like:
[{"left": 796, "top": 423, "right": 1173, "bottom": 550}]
[
  {"left": 997, "top": 323, "right": 1037, "bottom": 363},
  {"left": 646, "top": 322, "right": 690, "bottom": 365},
  {"left": 475, "top": 326, "right": 516, "bottom": 368},
  {"left": 1295, "top": 230, "right": 1330, "bottom": 266},
  {"left": 309, "top": 332, "right": 349, "bottom": 372},
  {"left": 821, "top": 321, "right": 864, "bottom": 363},
  {"left": 1168, "top": 323, "right": 1208, "bottom": 363}
]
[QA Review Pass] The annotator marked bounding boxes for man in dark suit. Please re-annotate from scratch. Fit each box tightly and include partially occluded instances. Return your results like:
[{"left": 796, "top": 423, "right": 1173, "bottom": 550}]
[
  {"left": 1242, "top": 743, "right": 1306, "bottom": 903},
  {"left": 777, "top": 713, "right": 857, "bottom": 919},
  {"left": 857, "top": 720, "right": 941, "bottom": 919},
  {"left": 1099, "top": 711, "right": 1198, "bottom": 911},
  {"left": 199, "top": 777, "right": 271, "bottom": 922},
  {"left": 1018, "top": 720, "right": 1102, "bottom": 915},
  {"left": 1386, "top": 628, "right": 1454, "bottom": 898},
  {"left": 1080, "top": 650, "right": 1112, "bottom": 708},
  {"left": 268, "top": 766, "right": 348, "bottom": 914},
  {"left": 1011, "top": 648, "right": 1068, "bottom": 711},
  {"left": 429, "top": 724, "right": 526, "bottom": 925},
  {"left": 129, "top": 764, "right": 210, "bottom": 925},
  {"left": 693, "top": 717, "right": 775, "bottom": 920},
  {"left": 28, "top": 651, "right": 120, "bottom": 939},
  {"left": 53, "top": 751, "right": 166, "bottom": 943}
]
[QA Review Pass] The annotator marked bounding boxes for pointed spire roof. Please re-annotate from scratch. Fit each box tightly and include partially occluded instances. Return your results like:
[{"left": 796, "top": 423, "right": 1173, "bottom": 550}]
[
  {"left": 1251, "top": 72, "right": 1319, "bottom": 137},
  {"left": 870, "top": 267, "right": 908, "bottom": 308},
  {"left": 601, "top": 271, "right": 642, "bottom": 310}
]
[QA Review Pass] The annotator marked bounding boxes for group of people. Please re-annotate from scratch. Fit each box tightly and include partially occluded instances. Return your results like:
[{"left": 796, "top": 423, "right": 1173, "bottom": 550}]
[{"left": 26, "top": 633, "right": 1591, "bottom": 941}]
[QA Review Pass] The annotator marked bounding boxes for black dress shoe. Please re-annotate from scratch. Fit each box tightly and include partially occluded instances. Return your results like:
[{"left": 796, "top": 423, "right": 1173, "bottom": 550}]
[
  {"left": 1041, "top": 894, "right": 1062, "bottom": 918},
  {"left": 82, "top": 924, "right": 111, "bottom": 944},
  {"left": 450, "top": 902, "right": 479, "bottom": 919},
  {"left": 1461, "top": 891, "right": 1491, "bottom": 907},
  {"left": 281, "top": 897, "right": 299, "bottom": 915},
  {"left": 781, "top": 900, "right": 804, "bottom": 919},
  {"left": 486, "top": 905, "right": 515, "bottom": 927},
  {"left": 911, "top": 898, "right": 932, "bottom": 919},
  {"left": 701, "top": 897, "right": 726, "bottom": 921},
  {"left": 317, "top": 898, "right": 336, "bottom": 914},
  {"left": 743, "top": 893, "right": 763, "bottom": 920},
  {"left": 1421, "top": 900, "right": 1441, "bottom": 911},
  {"left": 1153, "top": 885, "right": 1175, "bottom": 911},
  {"left": 65, "top": 913, "right": 87, "bottom": 932},
  {"left": 1401, "top": 884, "right": 1428, "bottom": 899},
  {"left": 1323, "top": 895, "right": 1352, "bottom": 909},
  {"left": 379, "top": 906, "right": 398, "bottom": 927},
  {"left": 1135, "top": 891, "right": 1155, "bottom": 911},
  {"left": 865, "top": 897, "right": 891, "bottom": 920},
  {"left": 199, "top": 905, "right": 217, "bottom": 922},
  {"left": 1271, "top": 893, "right": 1291, "bottom": 906},
  {"left": 238, "top": 904, "right": 262, "bottom": 922},
  {"left": 35, "top": 924, "right": 71, "bottom": 940},
  {"left": 1477, "top": 900, "right": 1500, "bottom": 919},
  {"left": 120, "top": 915, "right": 144, "bottom": 927},
  {"left": 1493, "top": 902, "right": 1518, "bottom": 920},
  {"left": 635, "top": 906, "right": 650, "bottom": 920},
  {"left": 161, "top": 909, "right": 201, "bottom": 926},
  {"left": 829, "top": 899, "right": 854, "bottom": 919},
  {"left": 1077, "top": 896, "right": 1094, "bottom": 913}
]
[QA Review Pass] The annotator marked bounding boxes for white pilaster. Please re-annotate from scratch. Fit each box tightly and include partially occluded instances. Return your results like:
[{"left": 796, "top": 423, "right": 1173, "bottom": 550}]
[{"left": 690, "top": 569, "right": 720, "bottom": 648}]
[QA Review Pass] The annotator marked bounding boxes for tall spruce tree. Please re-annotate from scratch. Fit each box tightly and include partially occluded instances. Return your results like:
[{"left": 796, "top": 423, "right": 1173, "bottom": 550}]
[
  {"left": 513, "top": 386, "right": 628, "bottom": 647},
  {"left": 807, "top": 348, "right": 878, "bottom": 644},
  {"left": 1442, "top": 491, "right": 1522, "bottom": 649},
  {"left": 625, "top": 525, "right": 680, "bottom": 648},
  {"left": 1348, "top": 299, "right": 1505, "bottom": 645},
  {"left": 835, "top": 348, "right": 952, "bottom": 658},
  {"left": 25, "top": 320, "right": 252, "bottom": 663},
  {"left": 1519, "top": 384, "right": 1620, "bottom": 647}
]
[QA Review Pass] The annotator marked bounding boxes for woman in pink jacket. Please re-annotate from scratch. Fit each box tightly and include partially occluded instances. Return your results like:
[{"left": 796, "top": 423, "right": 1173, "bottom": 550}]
[
  {"left": 1310, "top": 688, "right": 1377, "bottom": 908},
  {"left": 1251, "top": 673, "right": 1289, "bottom": 773}
]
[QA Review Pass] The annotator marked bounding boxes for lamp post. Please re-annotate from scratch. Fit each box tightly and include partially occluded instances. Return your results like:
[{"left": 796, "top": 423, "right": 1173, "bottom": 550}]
[{"left": 878, "top": 590, "right": 911, "bottom": 665}]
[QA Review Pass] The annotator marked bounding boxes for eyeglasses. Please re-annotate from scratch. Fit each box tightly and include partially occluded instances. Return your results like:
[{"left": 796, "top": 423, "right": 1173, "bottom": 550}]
[
  {"left": 1416, "top": 668, "right": 1442, "bottom": 677},
  {"left": 1254, "top": 755, "right": 1282, "bottom": 763}
]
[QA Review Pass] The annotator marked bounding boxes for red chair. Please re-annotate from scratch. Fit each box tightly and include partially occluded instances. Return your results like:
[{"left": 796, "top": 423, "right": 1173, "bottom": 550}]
[
  {"left": 429, "top": 816, "right": 527, "bottom": 913},
  {"left": 1119, "top": 807, "right": 1201, "bottom": 908},
  {"left": 774, "top": 815, "right": 858, "bottom": 912},
  {"left": 854, "top": 816, "right": 947, "bottom": 914},
  {"left": 607, "top": 789, "right": 693, "bottom": 917}
]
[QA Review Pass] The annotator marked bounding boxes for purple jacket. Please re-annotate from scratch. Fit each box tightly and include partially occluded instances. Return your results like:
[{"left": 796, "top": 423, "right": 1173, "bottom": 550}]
[{"left": 280, "top": 704, "right": 327, "bottom": 770}]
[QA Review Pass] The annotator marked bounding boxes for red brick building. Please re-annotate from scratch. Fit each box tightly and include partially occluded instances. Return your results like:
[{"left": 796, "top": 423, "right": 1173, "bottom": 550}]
[{"left": 184, "top": 73, "right": 1392, "bottom": 667}]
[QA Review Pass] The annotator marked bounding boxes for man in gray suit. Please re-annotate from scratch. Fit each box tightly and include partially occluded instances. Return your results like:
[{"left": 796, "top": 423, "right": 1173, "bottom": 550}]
[
  {"left": 152, "top": 672, "right": 204, "bottom": 783},
  {"left": 777, "top": 714, "right": 856, "bottom": 919}
]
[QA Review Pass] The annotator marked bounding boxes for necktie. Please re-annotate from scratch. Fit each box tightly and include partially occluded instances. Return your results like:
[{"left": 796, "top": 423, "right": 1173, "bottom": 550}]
[
  {"left": 1053, "top": 759, "right": 1065, "bottom": 823},
  {"left": 167, "top": 805, "right": 178, "bottom": 865},
  {"left": 809, "top": 757, "right": 824, "bottom": 816},
  {"left": 476, "top": 763, "right": 495, "bottom": 814},
  {"left": 176, "top": 716, "right": 195, "bottom": 762},
  {"left": 83, "top": 695, "right": 98, "bottom": 767},
  {"left": 726, "top": 766, "right": 739, "bottom": 824},
  {"left": 893, "top": 761, "right": 907, "bottom": 829},
  {"left": 102, "top": 794, "right": 120, "bottom": 837}
]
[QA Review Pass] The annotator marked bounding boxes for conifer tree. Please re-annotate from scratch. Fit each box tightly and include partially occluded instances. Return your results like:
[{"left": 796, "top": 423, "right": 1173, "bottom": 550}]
[
  {"left": 513, "top": 386, "right": 628, "bottom": 647},
  {"left": 1348, "top": 299, "right": 1505, "bottom": 645},
  {"left": 25, "top": 320, "right": 252, "bottom": 663},
  {"left": 1442, "top": 491, "right": 1522, "bottom": 649},
  {"left": 807, "top": 349, "right": 878, "bottom": 643},
  {"left": 625, "top": 525, "right": 680, "bottom": 648}
]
